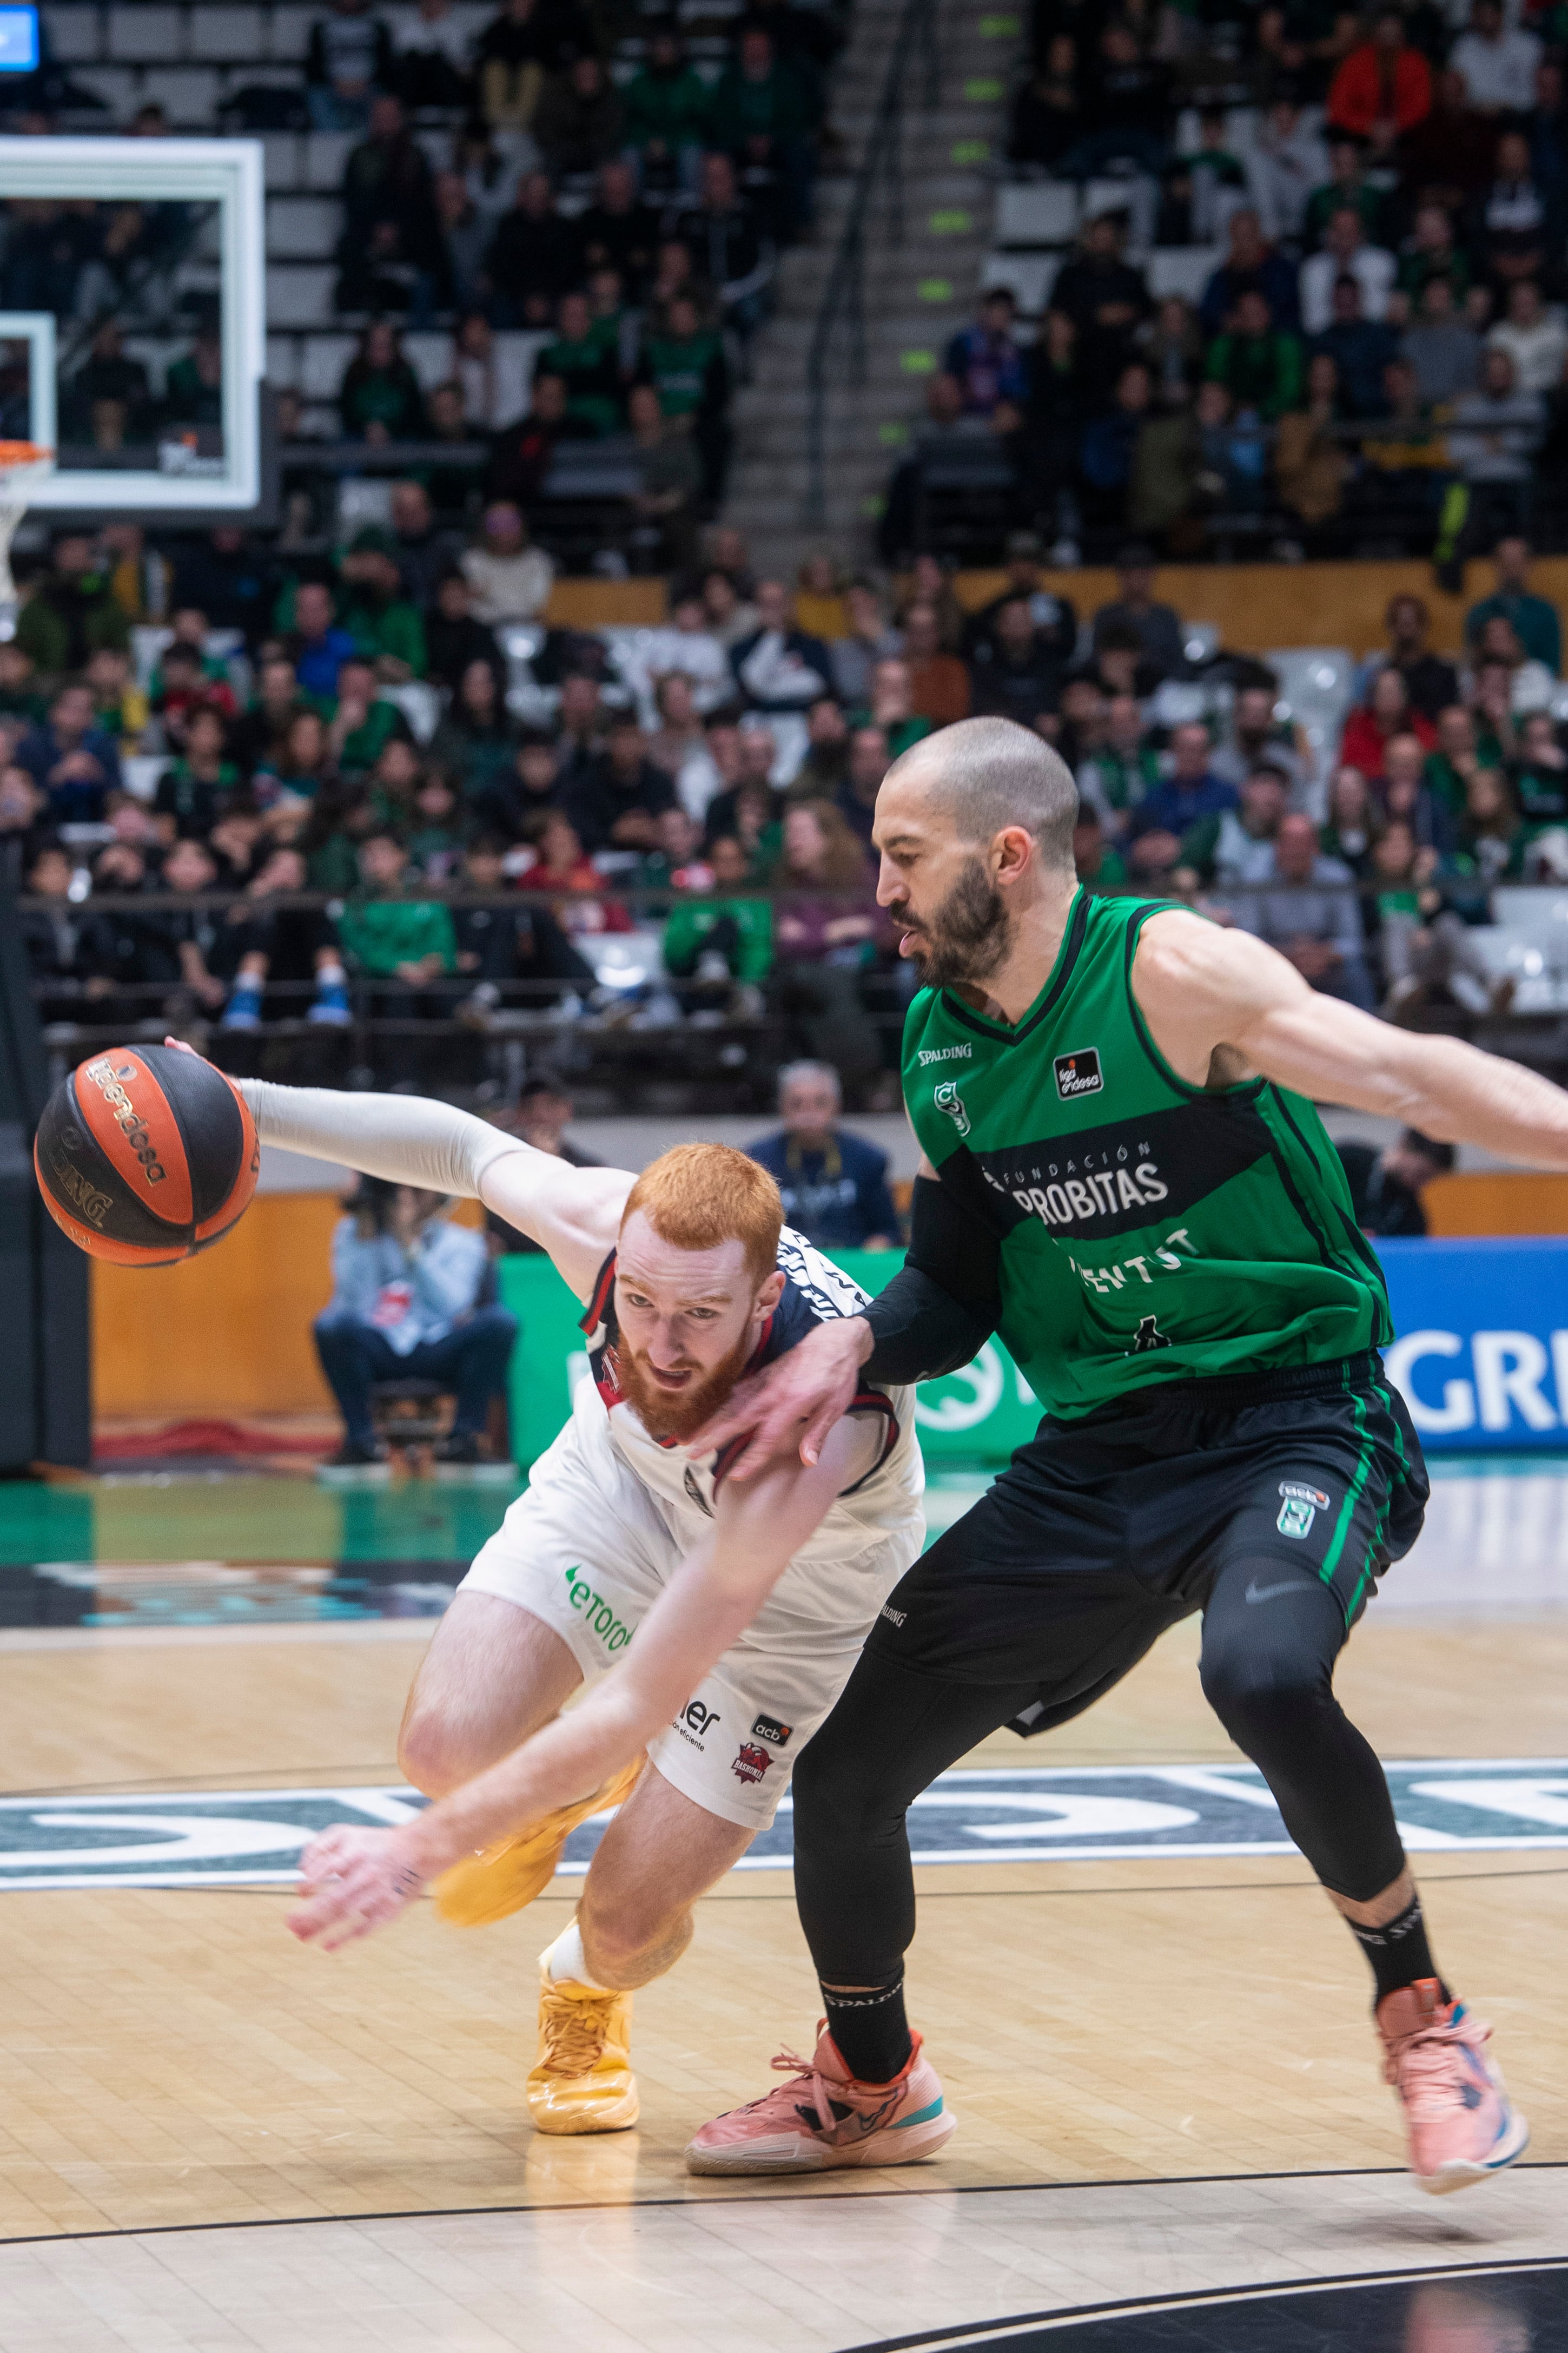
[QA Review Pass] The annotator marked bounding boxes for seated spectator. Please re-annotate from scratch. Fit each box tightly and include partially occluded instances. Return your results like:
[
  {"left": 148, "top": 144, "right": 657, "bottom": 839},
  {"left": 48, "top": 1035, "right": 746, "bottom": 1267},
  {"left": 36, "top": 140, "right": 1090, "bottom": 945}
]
[
  {"left": 338, "top": 321, "right": 425, "bottom": 444},
  {"left": 1300, "top": 207, "right": 1394, "bottom": 337},
  {"left": 1341, "top": 668, "right": 1437, "bottom": 781},
  {"left": 856, "top": 657, "right": 931, "bottom": 759},
  {"left": 772, "top": 799, "right": 882, "bottom": 1101},
  {"left": 429, "top": 656, "right": 517, "bottom": 797},
  {"left": 450, "top": 837, "right": 595, "bottom": 1025},
  {"left": 535, "top": 53, "right": 624, "bottom": 181},
  {"left": 1302, "top": 138, "right": 1390, "bottom": 253},
  {"left": 483, "top": 370, "right": 572, "bottom": 508},
  {"left": 474, "top": 0, "right": 593, "bottom": 135},
  {"left": 404, "top": 770, "right": 469, "bottom": 881},
  {"left": 1247, "top": 99, "right": 1329, "bottom": 247},
  {"left": 1188, "top": 762, "right": 1292, "bottom": 885},
  {"left": 829, "top": 577, "right": 902, "bottom": 705},
  {"left": 339, "top": 93, "right": 441, "bottom": 317},
  {"left": 731, "top": 577, "right": 832, "bottom": 713},
  {"left": 1320, "top": 763, "right": 1376, "bottom": 874},
  {"left": 1059, "top": 21, "right": 1170, "bottom": 181},
  {"left": 338, "top": 828, "right": 458, "bottom": 1053},
  {"left": 306, "top": 0, "right": 393, "bottom": 132},
  {"left": 1404, "top": 278, "right": 1481, "bottom": 408},
  {"left": 1212, "top": 682, "right": 1309, "bottom": 799},
  {"left": 1206, "top": 289, "right": 1303, "bottom": 420},
  {"left": 944, "top": 288, "right": 1028, "bottom": 419},
  {"left": 791, "top": 696, "right": 850, "bottom": 799},
  {"left": 660, "top": 832, "right": 772, "bottom": 1015},
  {"left": 1073, "top": 802, "right": 1128, "bottom": 891},
  {"left": 17, "top": 684, "right": 121, "bottom": 823},
  {"left": 1396, "top": 203, "right": 1471, "bottom": 316},
  {"left": 314, "top": 1175, "right": 516, "bottom": 1469},
  {"left": 388, "top": 0, "right": 474, "bottom": 112},
  {"left": 1509, "top": 706, "right": 1568, "bottom": 828},
  {"left": 1009, "top": 34, "right": 1079, "bottom": 168},
  {"left": 424, "top": 571, "right": 504, "bottom": 698},
  {"left": 460, "top": 501, "right": 555, "bottom": 624},
  {"left": 1272, "top": 351, "right": 1346, "bottom": 535},
  {"left": 1197, "top": 209, "right": 1300, "bottom": 341},
  {"left": 154, "top": 709, "right": 239, "bottom": 840},
  {"left": 902, "top": 601, "right": 969, "bottom": 726},
  {"left": 1127, "top": 721, "right": 1238, "bottom": 878},
  {"left": 1229, "top": 810, "right": 1374, "bottom": 1007},
  {"left": 1399, "top": 67, "right": 1498, "bottom": 208},
  {"left": 525, "top": 809, "right": 634, "bottom": 937},
  {"left": 1359, "top": 594, "right": 1459, "bottom": 724},
  {"left": 21, "top": 840, "right": 118, "bottom": 1026},
  {"left": 259, "top": 707, "right": 338, "bottom": 806},
  {"left": 638, "top": 292, "right": 732, "bottom": 502},
  {"left": 1451, "top": 0, "right": 1540, "bottom": 114},
  {"left": 1425, "top": 702, "right": 1485, "bottom": 828},
  {"left": 1454, "top": 764, "right": 1528, "bottom": 884},
  {"left": 1379, "top": 730, "right": 1445, "bottom": 849},
  {"left": 0, "top": 642, "right": 44, "bottom": 726},
  {"left": 1076, "top": 691, "right": 1160, "bottom": 838},
  {"left": 1337, "top": 1129, "right": 1455, "bottom": 1237},
  {"left": 1358, "top": 358, "right": 1453, "bottom": 531},
  {"left": 646, "top": 674, "right": 717, "bottom": 814},
  {"left": 623, "top": 26, "right": 713, "bottom": 194},
  {"left": 1372, "top": 813, "right": 1512, "bottom": 1016},
  {"left": 1091, "top": 547, "right": 1185, "bottom": 682},
  {"left": 627, "top": 380, "right": 702, "bottom": 571},
  {"left": 1312, "top": 274, "right": 1400, "bottom": 419},
  {"left": 15, "top": 531, "right": 130, "bottom": 676},
  {"left": 1472, "top": 129, "right": 1560, "bottom": 291},
  {"left": 1470, "top": 614, "right": 1555, "bottom": 712},
  {"left": 967, "top": 594, "right": 1064, "bottom": 730},
  {"left": 836, "top": 724, "right": 891, "bottom": 846},
  {"left": 747, "top": 1059, "right": 899, "bottom": 1250},
  {"left": 710, "top": 27, "right": 815, "bottom": 240},
  {"left": 486, "top": 171, "right": 579, "bottom": 329},
  {"left": 1326, "top": 9, "right": 1431, "bottom": 151},
  {"left": 216, "top": 844, "right": 352, "bottom": 1031},
  {"left": 1486, "top": 281, "right": 1568, "bottom": 400},
  {"left": 1050, "top": 213, "right": 1150, "bottom": 403},
  {"left": 335, "top": 528, "right": 427, "bottom": 681},
  {"left": 1080, "top": 360, "right": 1157, "bottom": 528},
  {"left": 538, "top": 288, "right": 624, "bottom": 437},
  {"left": 0, "top": 761, "right": 47, "bottom": 890},
  {"left": 562, "top": 710, "right": 677, "bottom": 852},
  {"left": 1446, "top": 351, "right": 1545, "bottom": 546},
  {"left": 669, "top": 153, "right": 776, "bottom": 338},
  {"left": 282, "top": 580, "right": 358, "bottom": 704},
  {"left": 1466, "top": 536, "right": 1563, "bottom": 673}
]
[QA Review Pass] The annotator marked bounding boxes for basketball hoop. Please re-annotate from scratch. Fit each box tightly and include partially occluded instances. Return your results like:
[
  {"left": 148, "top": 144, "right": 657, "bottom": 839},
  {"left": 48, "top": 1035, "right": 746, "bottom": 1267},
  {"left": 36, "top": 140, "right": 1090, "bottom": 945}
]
[{"left": 0, "top": 440, "right": 55, "bottom": 626}]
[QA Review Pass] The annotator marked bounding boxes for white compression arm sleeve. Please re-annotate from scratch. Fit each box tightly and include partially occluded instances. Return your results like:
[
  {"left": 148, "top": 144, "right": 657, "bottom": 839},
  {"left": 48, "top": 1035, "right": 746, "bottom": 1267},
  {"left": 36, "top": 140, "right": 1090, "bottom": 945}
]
[{"left": 239, "top": 1080, "right": 524, "bottom": 1199}]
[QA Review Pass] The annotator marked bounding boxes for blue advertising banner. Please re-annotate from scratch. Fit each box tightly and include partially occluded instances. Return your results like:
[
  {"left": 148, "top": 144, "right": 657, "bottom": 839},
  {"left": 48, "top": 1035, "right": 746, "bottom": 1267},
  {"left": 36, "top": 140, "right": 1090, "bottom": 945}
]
[{"left": 1380, "top": 1236, "right": 1568, "bottom": 1453}]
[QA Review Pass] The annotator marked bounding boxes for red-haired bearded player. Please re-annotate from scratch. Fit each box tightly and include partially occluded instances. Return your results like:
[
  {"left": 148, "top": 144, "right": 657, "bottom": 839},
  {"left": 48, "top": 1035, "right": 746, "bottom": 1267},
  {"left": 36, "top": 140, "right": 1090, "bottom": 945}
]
[{"left": 225, "top": 1072, "right": 939, "bottom": 2159}]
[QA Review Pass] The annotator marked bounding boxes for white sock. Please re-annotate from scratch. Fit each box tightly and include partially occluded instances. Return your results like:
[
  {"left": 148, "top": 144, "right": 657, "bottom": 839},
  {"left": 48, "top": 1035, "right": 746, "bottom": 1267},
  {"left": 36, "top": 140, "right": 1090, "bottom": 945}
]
[{"left": 541, "top": 1920, "right": 606, "bottom": 1989}]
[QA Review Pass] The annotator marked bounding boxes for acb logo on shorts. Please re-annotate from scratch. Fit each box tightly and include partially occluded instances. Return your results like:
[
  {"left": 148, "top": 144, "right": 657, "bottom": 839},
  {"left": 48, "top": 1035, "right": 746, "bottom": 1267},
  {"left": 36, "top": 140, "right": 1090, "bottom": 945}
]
[{"left": 1277, "top": 1480, "right": 1331, "bottom": 1539}]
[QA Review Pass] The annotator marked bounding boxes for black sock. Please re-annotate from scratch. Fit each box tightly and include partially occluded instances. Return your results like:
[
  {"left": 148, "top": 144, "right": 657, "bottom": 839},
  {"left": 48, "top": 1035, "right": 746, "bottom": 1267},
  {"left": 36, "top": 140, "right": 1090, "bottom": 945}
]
[
  {"left": 1346, "top": 1893, "right": 1449, "bottom": 2007},
  {"left": 821, "top": 1972, "right": 912, "bottom": 2084}
]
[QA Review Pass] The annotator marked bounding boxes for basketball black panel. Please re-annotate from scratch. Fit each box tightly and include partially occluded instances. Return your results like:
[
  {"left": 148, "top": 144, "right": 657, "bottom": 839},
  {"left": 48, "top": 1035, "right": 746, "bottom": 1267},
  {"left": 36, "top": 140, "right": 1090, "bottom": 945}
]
[
  {"left": 139, "top": 1045, "right": 246, "bottom": 1224},
  {"left": 39, "top": 1076, "right": 195, "bottom": 1253}
]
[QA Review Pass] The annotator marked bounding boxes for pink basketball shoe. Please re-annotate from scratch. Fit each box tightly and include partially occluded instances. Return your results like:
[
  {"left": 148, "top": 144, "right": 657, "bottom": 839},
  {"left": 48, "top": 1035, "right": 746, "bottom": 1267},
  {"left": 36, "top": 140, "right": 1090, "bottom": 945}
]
[
  {"left": 1378, "top": 1978, "right": 1529, "bottom": 2194},
  {"left": 685, "top": 2025, "right": 956, "bottom": 2176}
]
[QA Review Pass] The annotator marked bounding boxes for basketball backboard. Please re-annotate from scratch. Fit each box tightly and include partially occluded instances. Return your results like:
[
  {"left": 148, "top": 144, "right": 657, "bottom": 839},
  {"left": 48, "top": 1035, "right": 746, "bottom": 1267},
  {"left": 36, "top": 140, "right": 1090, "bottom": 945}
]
[{"left": 0, "top": 136, "right": 264, "bottom": 510}]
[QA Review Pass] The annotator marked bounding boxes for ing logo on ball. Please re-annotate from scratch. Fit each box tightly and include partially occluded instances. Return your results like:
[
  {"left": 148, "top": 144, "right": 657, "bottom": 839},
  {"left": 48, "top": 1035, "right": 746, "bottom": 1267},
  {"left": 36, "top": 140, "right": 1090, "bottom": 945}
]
[
  {"left": 82, "top": 1056, "right": 167, "bottom": 1187},
  {"left": 45, "top": 1145, "right": 110, "bottom": 1228}
]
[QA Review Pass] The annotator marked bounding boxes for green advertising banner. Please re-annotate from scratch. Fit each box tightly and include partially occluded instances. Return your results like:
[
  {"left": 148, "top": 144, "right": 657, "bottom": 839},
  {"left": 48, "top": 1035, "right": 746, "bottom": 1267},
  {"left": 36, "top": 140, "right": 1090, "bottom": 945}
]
[{"left": 497, "top": 1248, "right": 1041, "bottom": 1470}]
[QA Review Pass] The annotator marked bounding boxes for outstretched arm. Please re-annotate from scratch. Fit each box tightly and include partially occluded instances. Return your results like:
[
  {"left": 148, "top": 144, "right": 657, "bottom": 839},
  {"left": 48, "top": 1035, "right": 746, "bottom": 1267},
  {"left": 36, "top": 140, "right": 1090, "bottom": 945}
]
[
  {"left": 1132, "top": 911, "right": 1568, "bottom": 1166},
  {"left": 286, "top": 1412, "right": 881, "bottom": 1948},
  {"left": 236, "top": 1072, "right": 634, "bottom": 1299}
]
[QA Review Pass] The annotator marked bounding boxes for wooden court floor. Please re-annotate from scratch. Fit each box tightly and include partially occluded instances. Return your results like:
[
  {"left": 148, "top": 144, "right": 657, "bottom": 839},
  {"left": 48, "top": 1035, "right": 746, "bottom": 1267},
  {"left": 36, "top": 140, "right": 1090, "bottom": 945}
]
[{"left": 0, "top": 1611, "right": 1564, "bottom": 2242}]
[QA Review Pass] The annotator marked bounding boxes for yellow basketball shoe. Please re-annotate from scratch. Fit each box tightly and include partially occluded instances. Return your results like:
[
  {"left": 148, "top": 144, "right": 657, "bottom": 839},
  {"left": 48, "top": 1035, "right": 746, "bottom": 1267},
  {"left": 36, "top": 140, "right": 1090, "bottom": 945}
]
[
  {"left": 433, "top": 1756, "right": 644, "bottom": 1928},
  {"left": 527, "top": 1965, "right": 639, "bottom": 2134}
]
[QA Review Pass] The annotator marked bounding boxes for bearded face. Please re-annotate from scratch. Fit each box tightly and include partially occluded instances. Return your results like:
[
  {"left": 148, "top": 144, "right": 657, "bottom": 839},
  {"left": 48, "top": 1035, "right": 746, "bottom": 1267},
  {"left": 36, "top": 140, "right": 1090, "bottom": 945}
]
[
  {"left": 611, "top": 1321, "right": 759, "bottom": 1444},
  {"left": 892, "top": 852, "right": 1011, "bottom": 990}
]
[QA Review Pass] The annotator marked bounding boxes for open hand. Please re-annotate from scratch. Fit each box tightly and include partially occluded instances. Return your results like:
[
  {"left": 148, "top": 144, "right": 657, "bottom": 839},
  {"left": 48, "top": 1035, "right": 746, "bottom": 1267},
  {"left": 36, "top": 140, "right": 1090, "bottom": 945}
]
[
  {"left": 287, "top": 1824, "right": 425, "bottom": 1951},
  {"left": 686, "top": 1312, "right": 870, "bottom": 1479}
]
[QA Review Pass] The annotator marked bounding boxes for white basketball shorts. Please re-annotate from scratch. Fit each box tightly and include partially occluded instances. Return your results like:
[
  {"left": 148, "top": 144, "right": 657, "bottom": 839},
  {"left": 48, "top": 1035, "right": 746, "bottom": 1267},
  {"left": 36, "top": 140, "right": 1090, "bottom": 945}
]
[{"left": 461, "top": 1402, "right": 919, "bottom": 1833}]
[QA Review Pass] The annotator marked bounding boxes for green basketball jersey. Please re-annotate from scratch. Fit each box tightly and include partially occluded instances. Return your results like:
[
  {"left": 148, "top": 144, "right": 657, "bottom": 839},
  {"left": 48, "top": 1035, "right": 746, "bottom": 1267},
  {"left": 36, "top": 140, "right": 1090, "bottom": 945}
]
[{"left": 902, "top": 890, "right": 1392, "bottom": 1420}]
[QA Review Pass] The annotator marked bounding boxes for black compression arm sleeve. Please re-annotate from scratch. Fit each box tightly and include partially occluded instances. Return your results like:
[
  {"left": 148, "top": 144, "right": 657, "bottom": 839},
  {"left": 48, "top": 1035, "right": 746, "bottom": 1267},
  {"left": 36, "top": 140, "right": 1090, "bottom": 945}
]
[{"left": 862, "top": 1175, "right": 1001, "bottom": 1386}]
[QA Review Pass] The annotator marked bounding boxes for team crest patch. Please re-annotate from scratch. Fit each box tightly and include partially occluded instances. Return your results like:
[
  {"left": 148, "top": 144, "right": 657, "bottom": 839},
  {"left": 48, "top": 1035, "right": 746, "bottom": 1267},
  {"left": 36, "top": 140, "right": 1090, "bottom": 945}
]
[
  {"left": 1276, "top": 1482, "right": 1329, "bottom": 1539},
  {"left": 1054, "top": 1047, "right": 1103, "bottom": 1100},
  {"left": 732, "top": 1743, "right": 771, "bottom": 1785},
  {"left": 933, "top": 1080, "right": 970, "bottom": 1138}
]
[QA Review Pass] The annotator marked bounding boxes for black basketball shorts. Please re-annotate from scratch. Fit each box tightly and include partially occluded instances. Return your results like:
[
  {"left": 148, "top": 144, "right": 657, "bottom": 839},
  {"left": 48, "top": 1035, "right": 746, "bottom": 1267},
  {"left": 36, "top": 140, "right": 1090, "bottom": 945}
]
[{"left": 867, "top": 1352, "right": 1429, "bottom": 1734}]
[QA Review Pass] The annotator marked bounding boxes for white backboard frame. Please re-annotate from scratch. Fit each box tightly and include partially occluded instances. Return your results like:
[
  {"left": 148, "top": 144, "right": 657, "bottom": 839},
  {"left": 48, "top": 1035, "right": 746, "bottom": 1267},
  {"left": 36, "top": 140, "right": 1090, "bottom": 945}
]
[
  {"left": 0, "top": 137, "right": 264, "bottom": 510},
  {"left": 0, "top": 308, "right": 56, "bottom": 448}
]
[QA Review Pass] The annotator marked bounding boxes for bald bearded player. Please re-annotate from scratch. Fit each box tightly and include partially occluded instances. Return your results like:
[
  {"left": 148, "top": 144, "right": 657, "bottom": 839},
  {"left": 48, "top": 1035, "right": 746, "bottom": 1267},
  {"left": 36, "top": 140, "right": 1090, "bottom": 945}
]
[{"left": 684, "top": 715, "right": 1568, "bottom": 2192}]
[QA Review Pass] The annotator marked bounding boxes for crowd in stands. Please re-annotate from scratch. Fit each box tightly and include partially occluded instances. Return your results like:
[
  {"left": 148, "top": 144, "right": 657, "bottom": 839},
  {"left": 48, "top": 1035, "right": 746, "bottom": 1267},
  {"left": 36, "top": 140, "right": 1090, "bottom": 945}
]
[
  {"left": 12, "top": 513, "right": 1564, "bottom": 1104},
  {"left": 889, "top": 0, "right": 1568, "bottom": 562}
]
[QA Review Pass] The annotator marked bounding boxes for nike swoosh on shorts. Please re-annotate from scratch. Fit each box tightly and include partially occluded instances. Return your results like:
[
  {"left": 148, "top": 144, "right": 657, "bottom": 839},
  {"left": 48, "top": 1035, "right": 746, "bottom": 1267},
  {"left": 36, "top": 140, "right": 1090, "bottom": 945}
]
[{"left": 1245, "top": 1578, "right": 1317, "bottom": 1604}]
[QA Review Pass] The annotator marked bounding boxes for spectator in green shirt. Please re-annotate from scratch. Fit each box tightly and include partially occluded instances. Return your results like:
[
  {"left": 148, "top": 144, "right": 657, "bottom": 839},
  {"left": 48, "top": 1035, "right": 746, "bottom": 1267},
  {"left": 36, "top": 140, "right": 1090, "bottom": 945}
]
[
  {"left": 1205, "top": 290, "right": 1304, "bottom": 420},
  {"left": 1464, "top": 536, "right": 1563, "bottom": 676},
  {"left": 540, "top": 289, "right": 625, "bottom": 436},
  {"left": 338, "top": 829, "right": 457, "bottom": 1078},
  {"left": 663, "top": 832, "right": 774, "bottom": 1017},
  {"left": 638, "top": 292, "right": 732, "bottom": 500},
  {"left": 336, "top": 528, "right": 428, "bottom": 678},
  {"left": 329, "top": 655, "right": 415, "bottom": 777},
  {"left": 622, "top": 27, "right": 712, "bottom": 189},
  {"left": 338, "top": 320, "right": 426, "bottom": 441}
]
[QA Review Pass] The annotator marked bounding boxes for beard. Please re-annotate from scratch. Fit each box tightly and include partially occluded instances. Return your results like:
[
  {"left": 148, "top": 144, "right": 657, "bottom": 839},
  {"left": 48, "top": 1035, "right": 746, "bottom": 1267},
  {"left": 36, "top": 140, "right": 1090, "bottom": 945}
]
[
  {"left": 894, "top": 854, "right": 1012, "bottom": 990},
  {"left": 612, "top": 1326, "right": 758, "bottom": 1445}
]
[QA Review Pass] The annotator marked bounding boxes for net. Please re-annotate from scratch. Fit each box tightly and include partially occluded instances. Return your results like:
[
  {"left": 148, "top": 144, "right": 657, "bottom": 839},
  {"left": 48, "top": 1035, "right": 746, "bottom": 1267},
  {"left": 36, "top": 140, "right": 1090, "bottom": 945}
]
[{"left": 0, "top": 438, "right": 53, "bottom": 615}]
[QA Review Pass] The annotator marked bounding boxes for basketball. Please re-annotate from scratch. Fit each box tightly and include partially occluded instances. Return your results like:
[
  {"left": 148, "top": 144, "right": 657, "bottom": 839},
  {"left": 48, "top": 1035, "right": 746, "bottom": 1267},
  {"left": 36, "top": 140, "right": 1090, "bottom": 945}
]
[{"left": 33, "top": 1046, "right": 259, "bottom": 1268}]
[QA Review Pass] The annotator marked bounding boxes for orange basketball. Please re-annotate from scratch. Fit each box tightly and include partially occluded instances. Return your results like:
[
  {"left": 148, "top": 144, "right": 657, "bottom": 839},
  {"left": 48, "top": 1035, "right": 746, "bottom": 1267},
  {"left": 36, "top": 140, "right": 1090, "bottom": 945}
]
[{"left": 33, "top": 1046, "right": 259, "bottom": 1266}]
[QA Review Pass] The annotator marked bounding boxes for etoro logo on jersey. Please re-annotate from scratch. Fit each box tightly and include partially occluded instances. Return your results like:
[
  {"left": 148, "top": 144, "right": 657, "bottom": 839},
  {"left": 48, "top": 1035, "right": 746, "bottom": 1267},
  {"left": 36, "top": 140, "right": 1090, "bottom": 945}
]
[{"left": 1054, "top": 1047, "right": 1103, "bottom": 1100}]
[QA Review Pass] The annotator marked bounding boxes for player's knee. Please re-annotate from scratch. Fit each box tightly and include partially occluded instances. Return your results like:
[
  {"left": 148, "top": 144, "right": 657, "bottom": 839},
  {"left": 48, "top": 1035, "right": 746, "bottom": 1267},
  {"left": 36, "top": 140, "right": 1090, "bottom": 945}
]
[
  {"left": 1200, "top": 1634, "right": 1333, "bottom": 1759},
  {"left": 792, "top": 1723, "right": 904, "bottom": 1851}
]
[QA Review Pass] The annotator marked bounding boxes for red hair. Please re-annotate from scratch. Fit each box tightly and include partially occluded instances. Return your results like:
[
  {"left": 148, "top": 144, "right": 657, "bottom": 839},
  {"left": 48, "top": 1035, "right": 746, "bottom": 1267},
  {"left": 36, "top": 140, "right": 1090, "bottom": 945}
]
[{"left": 621, "top": 1143, "right": 782, "bottom": 1287}]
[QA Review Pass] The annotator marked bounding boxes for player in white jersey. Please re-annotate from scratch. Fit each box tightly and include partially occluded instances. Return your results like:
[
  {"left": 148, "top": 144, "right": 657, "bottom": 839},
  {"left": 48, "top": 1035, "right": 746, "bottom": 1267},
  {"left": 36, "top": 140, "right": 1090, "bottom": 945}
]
[{"left": 221, "top": 1068, "right": 927, "bottom": 2140}]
